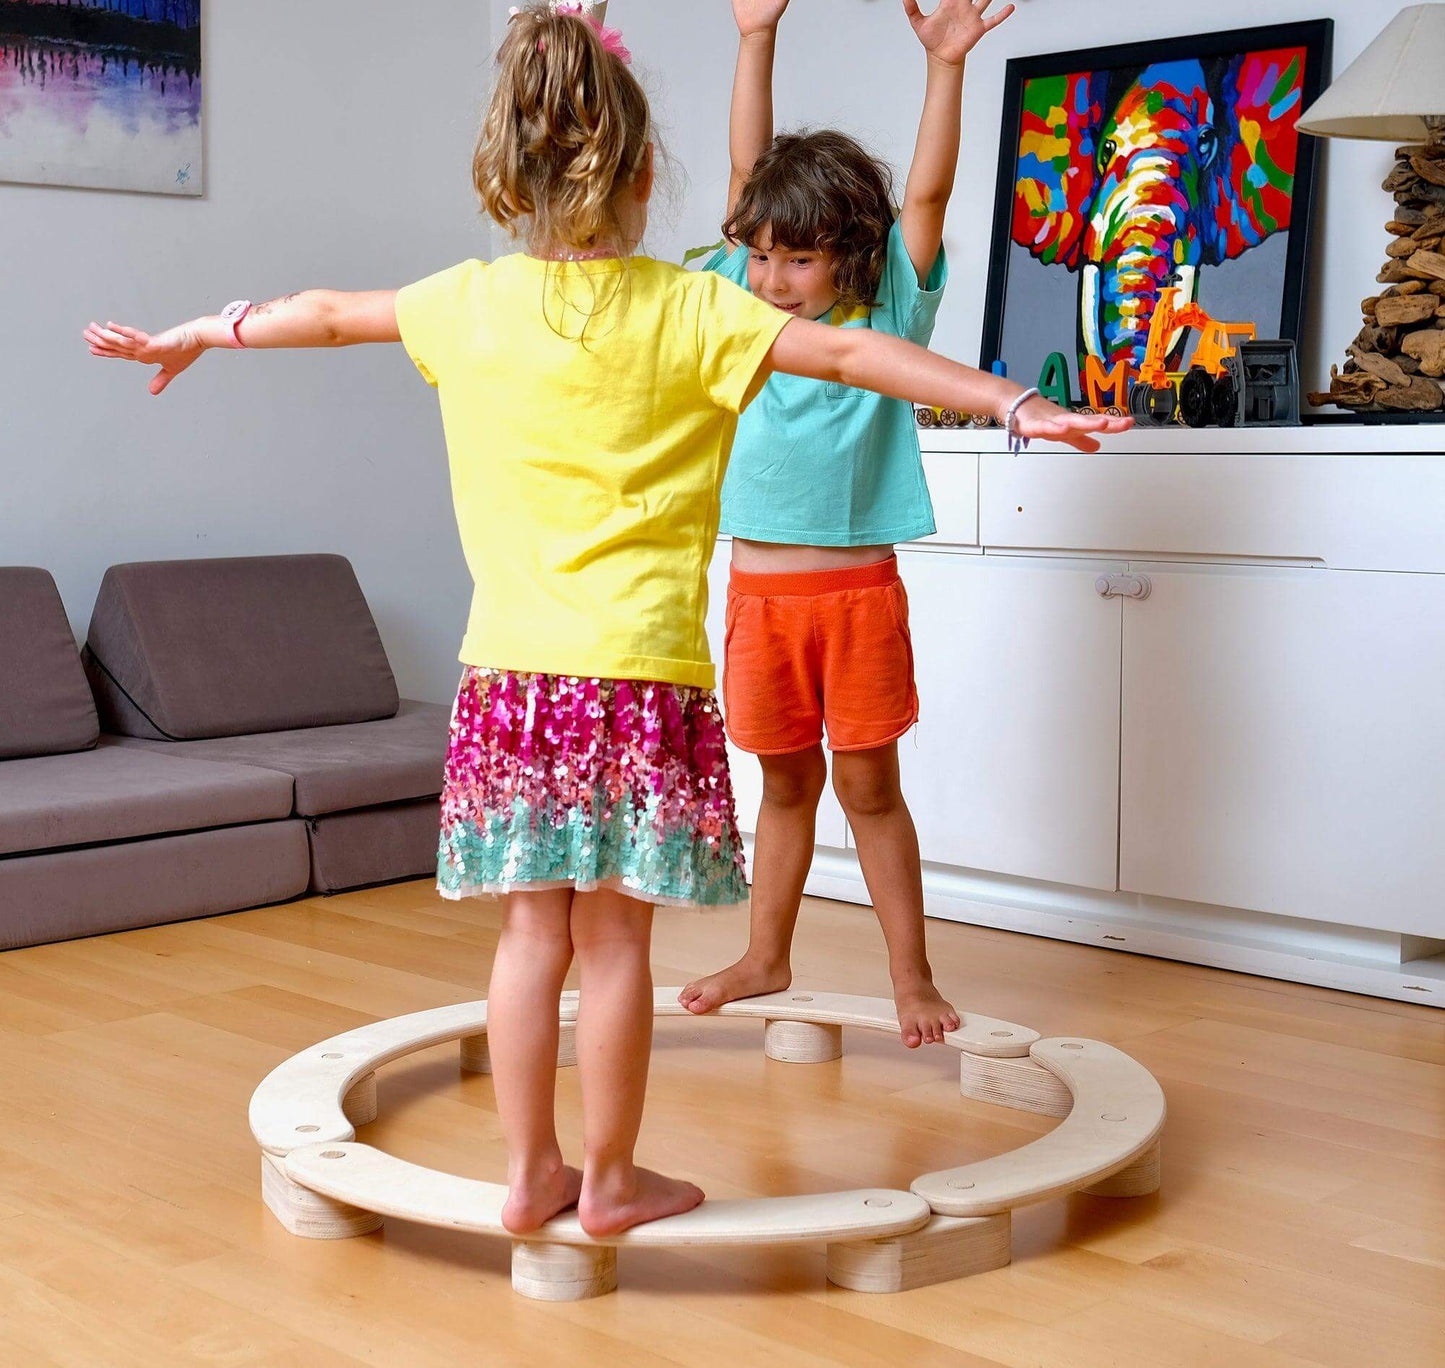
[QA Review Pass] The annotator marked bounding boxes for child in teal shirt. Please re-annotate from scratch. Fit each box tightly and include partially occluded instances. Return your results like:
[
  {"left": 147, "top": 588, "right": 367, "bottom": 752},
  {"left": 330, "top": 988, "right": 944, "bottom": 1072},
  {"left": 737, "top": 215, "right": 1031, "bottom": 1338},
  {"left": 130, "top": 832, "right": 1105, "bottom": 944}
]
[
  {"left": 682, "top": 0, "right": 1016, "bottom": 1047},
  {"left": 707, "top": 212, "right": 947, "bottom": 545}
]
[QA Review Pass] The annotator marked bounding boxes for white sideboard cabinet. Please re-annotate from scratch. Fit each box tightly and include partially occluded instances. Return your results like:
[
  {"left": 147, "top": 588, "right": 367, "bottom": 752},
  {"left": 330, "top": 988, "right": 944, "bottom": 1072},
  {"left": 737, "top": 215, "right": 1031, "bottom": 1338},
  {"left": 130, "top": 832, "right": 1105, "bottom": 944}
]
[{"left": 711, "top": 426, "right": 1445, "bottom": 1005}]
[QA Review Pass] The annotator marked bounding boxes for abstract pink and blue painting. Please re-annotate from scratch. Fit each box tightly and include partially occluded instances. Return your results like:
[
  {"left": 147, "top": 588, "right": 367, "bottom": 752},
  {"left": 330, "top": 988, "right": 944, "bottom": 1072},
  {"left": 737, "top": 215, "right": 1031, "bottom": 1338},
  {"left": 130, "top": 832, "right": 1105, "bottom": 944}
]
[{"left": 0, "top": 0, "right": 201, "bottom": 195}]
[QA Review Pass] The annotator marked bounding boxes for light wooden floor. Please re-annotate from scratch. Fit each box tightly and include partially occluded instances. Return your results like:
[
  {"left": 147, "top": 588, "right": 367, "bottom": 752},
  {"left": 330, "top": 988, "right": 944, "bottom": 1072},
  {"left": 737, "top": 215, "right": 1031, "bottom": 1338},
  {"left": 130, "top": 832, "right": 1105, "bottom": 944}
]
[{"left": 1, "top": 881, "right": 1442, "bottom": 1367}]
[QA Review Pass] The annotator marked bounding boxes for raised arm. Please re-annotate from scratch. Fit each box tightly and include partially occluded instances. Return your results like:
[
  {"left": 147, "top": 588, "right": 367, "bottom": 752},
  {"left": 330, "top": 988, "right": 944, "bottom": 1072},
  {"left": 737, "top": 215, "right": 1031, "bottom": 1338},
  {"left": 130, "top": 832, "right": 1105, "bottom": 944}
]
[
  {"left": 765, "top": 317, "right": 1129, "bottom": 453},
  {"left": 725, "top": 1, "right": 791, "bottom": 230},
  {"left": 84, "top": 289, "right": 400, "bottom": 396},
  {"left": 898, "top": 0, "right": 1014, "bottom": 283}
]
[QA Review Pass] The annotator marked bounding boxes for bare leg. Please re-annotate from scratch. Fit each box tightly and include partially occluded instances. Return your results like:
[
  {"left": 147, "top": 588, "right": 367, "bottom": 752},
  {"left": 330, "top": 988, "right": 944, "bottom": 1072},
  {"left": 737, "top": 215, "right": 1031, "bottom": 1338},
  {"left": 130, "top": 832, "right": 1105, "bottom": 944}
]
[
  {"left": 488, "top": 888, "right": 584, "bottom": 1233},
  {"left": 832, "top": 743, "right": 959, "bottom": 1048},
  {"left": 572, "top": 888, "right": 703, "bottom": 1236},
  {"left": 680, "top": 745, "right": 827, "bottom": 1014}
]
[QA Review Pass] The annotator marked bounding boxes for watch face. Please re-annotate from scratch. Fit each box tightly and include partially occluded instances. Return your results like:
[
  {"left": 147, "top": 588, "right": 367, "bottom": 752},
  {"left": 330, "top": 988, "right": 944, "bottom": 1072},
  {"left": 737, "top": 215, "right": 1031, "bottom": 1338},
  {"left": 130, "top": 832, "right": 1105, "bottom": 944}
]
[{"left": 221, "top": 299, "right": 251, "bottom": 322}]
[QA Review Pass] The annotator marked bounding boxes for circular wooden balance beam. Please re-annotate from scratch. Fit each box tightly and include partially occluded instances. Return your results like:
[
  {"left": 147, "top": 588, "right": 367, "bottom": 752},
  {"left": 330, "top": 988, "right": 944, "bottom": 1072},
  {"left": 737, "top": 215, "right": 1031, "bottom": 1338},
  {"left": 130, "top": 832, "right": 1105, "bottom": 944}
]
[{"left": 249, "top": 990, "right": 1163, "bottom": 1300}]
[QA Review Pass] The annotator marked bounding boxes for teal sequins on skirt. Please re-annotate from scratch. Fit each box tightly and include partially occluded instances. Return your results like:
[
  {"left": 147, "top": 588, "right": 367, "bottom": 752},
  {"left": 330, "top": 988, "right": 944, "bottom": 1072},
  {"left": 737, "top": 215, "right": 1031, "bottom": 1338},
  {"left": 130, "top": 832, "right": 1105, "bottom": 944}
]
[{"left": 437, "top": 667, "right": 748, "bottom": 907}]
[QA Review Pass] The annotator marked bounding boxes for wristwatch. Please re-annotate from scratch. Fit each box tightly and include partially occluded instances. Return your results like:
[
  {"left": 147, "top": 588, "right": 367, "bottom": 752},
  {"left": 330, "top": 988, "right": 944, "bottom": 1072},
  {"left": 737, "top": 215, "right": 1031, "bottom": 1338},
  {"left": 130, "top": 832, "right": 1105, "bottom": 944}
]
[{"left": 219, "top": 299, "right": 253, "bottom": 348}]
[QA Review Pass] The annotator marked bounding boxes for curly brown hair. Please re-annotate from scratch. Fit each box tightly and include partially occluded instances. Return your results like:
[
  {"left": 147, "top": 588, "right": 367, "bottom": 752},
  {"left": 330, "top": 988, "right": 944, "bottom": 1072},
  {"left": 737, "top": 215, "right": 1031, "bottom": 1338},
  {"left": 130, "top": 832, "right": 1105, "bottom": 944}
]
[{"left": 723, "top": 130, "right": 897, "bottom": 312}]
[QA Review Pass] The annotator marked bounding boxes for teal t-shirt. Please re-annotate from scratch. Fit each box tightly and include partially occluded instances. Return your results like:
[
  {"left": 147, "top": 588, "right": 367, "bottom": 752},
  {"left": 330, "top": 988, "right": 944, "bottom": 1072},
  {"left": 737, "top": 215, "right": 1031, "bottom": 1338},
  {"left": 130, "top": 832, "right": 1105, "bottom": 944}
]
[{"left": 706, "top": 218, "right": 946, "bottom": 546}]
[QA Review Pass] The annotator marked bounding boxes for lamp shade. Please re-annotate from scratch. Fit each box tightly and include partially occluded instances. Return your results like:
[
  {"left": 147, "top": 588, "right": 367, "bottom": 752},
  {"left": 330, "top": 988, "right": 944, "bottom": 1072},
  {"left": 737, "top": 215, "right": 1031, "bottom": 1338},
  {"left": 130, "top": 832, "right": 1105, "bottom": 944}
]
[{"left": 1297, "top": 4, "right": 1445, "bottom": 141}]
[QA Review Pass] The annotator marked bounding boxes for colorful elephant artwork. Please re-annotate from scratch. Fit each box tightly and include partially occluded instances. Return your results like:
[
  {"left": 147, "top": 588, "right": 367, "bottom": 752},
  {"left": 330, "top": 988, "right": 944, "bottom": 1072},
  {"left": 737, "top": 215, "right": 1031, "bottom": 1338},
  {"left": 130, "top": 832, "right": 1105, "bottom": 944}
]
[{"left": 1012, "top": 47, "right": 1307, "bottom": 376}]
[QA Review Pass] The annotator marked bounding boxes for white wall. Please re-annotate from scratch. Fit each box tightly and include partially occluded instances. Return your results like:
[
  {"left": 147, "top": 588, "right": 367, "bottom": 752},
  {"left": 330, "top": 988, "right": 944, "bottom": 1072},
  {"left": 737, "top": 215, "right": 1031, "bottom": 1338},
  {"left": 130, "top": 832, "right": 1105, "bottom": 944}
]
[
  {"left": 501, "top": 0, "right": 1404, "bottom": 393},
  {"left": 2, "top": 0, "right": 490, "bottom": 703},
  {"left": 5, "top": 1, "right": 1415, "bottom": 703}
]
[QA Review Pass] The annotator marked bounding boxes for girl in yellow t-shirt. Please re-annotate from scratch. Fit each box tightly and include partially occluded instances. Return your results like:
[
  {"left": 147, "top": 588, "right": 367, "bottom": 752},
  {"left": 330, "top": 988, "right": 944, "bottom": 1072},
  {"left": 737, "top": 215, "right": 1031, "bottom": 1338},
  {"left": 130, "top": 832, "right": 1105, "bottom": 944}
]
[{"left": 85, "top": 4, "right": 1125, "bottom": 1239}]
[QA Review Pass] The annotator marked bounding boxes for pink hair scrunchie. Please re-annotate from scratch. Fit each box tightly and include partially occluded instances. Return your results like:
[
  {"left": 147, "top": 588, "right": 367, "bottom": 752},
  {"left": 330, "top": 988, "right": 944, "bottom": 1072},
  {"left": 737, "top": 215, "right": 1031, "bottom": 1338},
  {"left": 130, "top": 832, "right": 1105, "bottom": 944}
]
[{"left": 509, "top": 3, "right": 632, "bottom": 64}]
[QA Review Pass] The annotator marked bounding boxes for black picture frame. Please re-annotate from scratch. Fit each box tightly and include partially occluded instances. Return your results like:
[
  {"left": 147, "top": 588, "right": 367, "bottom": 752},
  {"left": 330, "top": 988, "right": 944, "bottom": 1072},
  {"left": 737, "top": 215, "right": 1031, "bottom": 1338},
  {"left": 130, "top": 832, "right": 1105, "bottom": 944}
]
[{"left": 978, "top": 19, "right": 1334, "bottom": 387}]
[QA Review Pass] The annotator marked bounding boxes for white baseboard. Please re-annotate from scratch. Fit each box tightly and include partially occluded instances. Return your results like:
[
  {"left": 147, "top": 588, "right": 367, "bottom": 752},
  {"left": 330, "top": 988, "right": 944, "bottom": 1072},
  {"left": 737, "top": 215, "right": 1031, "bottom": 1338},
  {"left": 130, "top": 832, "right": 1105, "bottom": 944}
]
[{"left": 758, "top": 842, "right": 1443, "bottom": 1008}]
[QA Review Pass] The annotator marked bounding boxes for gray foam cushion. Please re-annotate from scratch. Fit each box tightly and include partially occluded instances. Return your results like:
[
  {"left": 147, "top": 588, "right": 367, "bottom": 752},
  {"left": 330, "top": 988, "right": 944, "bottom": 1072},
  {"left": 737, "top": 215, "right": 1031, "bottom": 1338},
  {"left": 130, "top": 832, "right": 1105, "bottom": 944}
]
[
  {"left": 108, "top": 700, "right": 449, "bottom": 816},
  {"left": 84, "top": 554, "right": 400, "bottom": 740},
  {"left": 0, "top": 567, "right": 99, "bottom": 760},
  {"left": 0, "top": 822, "right": 311, "bottom": 950},
  {"left": 0, "top": 738, "right": 295, "bottom": 856},
  {"left": 306, "top": 798, "right": 440, "bottom": 892}
]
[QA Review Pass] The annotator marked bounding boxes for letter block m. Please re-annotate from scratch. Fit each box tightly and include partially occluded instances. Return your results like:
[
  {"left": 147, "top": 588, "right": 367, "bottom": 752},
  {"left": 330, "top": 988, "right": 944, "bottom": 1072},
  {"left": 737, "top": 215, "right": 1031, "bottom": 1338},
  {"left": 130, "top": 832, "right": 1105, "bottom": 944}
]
[{"left": 1083, "top": 356, "right": 1132, "bottom": 410}]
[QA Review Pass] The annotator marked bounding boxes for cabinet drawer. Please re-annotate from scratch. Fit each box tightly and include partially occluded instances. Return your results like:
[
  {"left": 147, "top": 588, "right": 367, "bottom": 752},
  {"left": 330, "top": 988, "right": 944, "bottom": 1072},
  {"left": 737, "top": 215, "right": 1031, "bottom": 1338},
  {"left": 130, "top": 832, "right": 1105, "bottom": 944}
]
[
  {"left": 979, "top": 453, "right": 1445, "bottom": 572},
  {"left": 912, "top": 451, "right": 978, "bottom": 547}
]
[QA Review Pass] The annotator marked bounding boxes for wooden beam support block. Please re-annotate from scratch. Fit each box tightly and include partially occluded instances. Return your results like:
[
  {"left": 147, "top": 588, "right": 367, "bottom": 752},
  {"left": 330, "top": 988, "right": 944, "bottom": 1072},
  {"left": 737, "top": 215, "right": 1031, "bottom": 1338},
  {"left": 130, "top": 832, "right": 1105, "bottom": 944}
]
[
  {"left": 826, "top": 1213, "right": 1010, "bottom": 1293},
  {"left": 1082, "top": 1140, "right": 1161, "bottom": 1198},
  {"left": 511, "top": 1240, "right": 617, "bottom": 1301},
  {"left": 557, "top": 1021, "right": 578, "bottom": 1068},
  {"left": 460, "top": 1022, "right": 578, "bottom": 1074},
  {"left": 341, "top": 1072, "right": 377, "bottom": 1128},
  {"left": 764, "top": 1018, "right": 842, "bottom": 1063},
  {"left": 959, "top": 1052, "right": 1072, "bottom": 1117},
  {"left": 459, "top": 1033, "right": 488, "bottom": 1073},
  {"left": 260, "top": 1153, "right": 382, "bottom": 1240}
]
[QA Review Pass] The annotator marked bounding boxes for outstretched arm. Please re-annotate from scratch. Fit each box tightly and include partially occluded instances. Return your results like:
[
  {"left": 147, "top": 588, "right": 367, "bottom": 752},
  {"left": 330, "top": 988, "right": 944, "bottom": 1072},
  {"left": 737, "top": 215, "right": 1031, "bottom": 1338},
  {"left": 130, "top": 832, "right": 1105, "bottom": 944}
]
[
  {"left": 899, "top": 0, "right": 1014, "bottom": 283},
  {"left": 84, "top": 289, "right": 400, "bottom": 396},
  {"left": 765, "top": 318, "right": 1129, "bottom": 453},
  {"left": 725, "top": 1, "right": 791, "bottom": 231}
]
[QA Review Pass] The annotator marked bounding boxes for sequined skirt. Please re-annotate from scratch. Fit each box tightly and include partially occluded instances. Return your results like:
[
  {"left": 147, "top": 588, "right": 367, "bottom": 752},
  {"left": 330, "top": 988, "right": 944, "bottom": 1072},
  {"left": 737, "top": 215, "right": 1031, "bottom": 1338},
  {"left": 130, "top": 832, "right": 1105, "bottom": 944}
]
[{"left": 437, "top": 666, "right": 749, "bottom": 907}]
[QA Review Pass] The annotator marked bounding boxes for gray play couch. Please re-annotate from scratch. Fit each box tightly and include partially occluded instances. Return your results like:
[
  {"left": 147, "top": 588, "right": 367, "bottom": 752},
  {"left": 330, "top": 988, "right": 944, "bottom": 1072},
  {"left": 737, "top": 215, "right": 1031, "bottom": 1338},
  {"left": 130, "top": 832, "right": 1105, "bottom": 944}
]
[{"left": 0, "top": 556, "right": 449, "bottom": 950}]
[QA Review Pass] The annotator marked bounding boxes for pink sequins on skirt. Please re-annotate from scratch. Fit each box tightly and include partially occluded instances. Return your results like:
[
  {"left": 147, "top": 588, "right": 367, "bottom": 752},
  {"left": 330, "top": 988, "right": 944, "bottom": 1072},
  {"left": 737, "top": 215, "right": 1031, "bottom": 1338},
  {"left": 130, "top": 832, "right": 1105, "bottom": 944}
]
[{"left": 438, "top": 666, "right": 749, "bottom": 906}]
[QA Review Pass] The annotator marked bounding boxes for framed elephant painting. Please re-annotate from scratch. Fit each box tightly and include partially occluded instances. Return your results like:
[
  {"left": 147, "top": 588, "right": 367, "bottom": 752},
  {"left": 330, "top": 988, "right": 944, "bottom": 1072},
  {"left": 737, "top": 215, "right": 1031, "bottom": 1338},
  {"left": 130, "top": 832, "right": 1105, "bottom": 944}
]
[{"left": 981, "top": 20, "right": 1333, "bottom": 398}]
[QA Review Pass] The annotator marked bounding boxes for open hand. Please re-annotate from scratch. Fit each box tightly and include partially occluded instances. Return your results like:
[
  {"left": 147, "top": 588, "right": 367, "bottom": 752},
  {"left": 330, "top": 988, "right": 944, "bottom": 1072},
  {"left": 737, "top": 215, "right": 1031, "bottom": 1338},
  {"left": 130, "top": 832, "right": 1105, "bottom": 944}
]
[
  {"left": 1011, "top": 395, "right": 1133, "bottom": 453},
  {"left": 903, "top": 0, "right": 1015, "bottom": 67},
  {"left": 733, "top": 0, "right": 790, "bottom": 37},
  {"left": 83, "top": 320, "right": 205, "bottom": 396}
]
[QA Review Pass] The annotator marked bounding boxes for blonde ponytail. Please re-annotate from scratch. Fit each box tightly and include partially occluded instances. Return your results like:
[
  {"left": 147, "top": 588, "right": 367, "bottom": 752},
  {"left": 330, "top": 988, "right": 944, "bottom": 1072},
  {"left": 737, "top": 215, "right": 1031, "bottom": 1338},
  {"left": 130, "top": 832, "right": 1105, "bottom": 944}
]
[{"left": 474, "top": 3, "right": 652, "bottom": 254}]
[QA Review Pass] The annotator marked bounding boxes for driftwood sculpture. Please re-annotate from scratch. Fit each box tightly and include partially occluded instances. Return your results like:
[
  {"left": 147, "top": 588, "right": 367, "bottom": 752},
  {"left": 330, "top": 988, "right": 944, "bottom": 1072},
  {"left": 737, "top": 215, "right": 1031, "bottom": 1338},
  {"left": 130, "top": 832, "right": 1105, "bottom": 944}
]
[{"left": 1311, "top": 116, "right": 1445, "bottom": 414}]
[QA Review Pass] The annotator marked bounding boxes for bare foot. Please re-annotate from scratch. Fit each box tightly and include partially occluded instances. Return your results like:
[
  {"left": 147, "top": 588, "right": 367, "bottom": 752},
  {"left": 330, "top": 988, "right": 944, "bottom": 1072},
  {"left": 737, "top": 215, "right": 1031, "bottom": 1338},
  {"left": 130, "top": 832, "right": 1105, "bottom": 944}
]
[
  {"left": 501, "top": 1159, "right": 583, "bottom": 1235},
  {"left": 894, "top": 979, "right": 961, "bottom": 1049},
  {"left": 578, "top": 1164, "right": 705, "bottom": 1238},
  {"left": 678, "top": 953, "right": 791, "bottom": 1015}
]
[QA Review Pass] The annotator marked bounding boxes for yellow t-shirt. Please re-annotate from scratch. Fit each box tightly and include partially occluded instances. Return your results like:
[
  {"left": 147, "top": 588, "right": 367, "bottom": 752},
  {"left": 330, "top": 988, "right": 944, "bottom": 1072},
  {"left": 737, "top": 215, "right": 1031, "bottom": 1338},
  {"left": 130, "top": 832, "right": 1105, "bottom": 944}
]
[{"left": 395, "top": 254, "right": 789, "bottom": 689}]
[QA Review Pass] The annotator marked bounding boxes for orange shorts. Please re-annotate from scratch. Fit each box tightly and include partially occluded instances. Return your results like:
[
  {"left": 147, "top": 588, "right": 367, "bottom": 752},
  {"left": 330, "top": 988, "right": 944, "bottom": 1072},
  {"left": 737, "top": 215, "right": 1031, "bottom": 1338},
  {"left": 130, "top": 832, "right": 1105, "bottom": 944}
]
[{"left": 722, "top": 556, "right": 918, "bottom": 755}]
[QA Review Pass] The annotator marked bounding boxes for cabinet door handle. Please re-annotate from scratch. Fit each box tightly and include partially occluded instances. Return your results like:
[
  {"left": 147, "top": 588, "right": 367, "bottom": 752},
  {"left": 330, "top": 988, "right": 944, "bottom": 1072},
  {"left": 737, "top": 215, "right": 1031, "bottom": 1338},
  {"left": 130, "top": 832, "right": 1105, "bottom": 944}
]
[{"left": 1095, "top": 573, "right": 1151, "bottom": 601}]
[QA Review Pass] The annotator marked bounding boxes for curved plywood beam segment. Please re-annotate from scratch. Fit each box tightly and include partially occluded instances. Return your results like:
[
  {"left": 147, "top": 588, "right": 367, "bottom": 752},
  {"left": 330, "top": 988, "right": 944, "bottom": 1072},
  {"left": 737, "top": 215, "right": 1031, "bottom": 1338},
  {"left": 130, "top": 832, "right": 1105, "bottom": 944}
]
[
  {"left": 284, "top": 1142, "right": 933, "bottom": 1248},
  {"left": 250, "top": 993, "right": 587, "bottom": 1153},
  {"left": 911, "top": 1038, "right": 1165, "bottom": 1217},
  {"left": 250, "top": 999, "right": 491, "bottom": 1154},
  {"left": 696, "top": 989, "right": 1038, "bottom": 1059}
]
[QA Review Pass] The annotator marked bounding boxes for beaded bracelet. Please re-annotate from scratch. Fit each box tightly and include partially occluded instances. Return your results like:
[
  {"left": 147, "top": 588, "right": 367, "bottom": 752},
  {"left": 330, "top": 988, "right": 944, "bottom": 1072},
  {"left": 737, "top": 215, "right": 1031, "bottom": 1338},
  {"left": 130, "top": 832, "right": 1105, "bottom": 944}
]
[{"left": 1004, "top": 387, "right": 1040, "bottom": 455}]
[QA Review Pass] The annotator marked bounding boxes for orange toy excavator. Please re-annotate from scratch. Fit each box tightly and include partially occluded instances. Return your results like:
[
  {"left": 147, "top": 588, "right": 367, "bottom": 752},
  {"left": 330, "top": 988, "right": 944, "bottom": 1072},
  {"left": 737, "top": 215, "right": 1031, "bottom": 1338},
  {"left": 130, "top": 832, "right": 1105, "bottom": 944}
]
[{"left": 1128, "top": 281, "right": 1256, "bottom": 426}]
